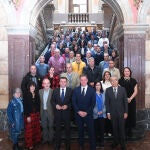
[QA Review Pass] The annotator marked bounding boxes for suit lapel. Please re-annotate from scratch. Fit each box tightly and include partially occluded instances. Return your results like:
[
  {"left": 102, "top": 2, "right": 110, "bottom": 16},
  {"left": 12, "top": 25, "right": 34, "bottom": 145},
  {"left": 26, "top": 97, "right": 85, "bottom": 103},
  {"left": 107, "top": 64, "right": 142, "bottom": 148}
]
[
  {"left": 47, "top": 89, "right": 52, "bottom": 105},
  {"left": 79, "top": 86, "right": 82, "bottom": 96},
  {"left": 58, "top": 88, "right": 61, "bottom": 101},
  {"left": 41, "top": 89, "right": 44, "bottom": 107},
  {"left": 111, "top": 87, "right": 116, "bottom": 99},
  {"left": 85, "top": 86, "right": 89, "bottom": 96},
  {"left": 64, "top": 88, "right": 68, "bottom": 102},
  {"left": 117, "top": 86, "right": 121, "bottom": 99}
]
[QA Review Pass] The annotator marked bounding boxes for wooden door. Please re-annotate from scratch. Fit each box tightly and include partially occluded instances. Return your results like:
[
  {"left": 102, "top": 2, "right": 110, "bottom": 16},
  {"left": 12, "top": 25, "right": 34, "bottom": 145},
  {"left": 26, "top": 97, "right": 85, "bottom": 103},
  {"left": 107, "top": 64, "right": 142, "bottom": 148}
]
[{"left": 124, "top": 34, "right": 145, "bottom": 109}]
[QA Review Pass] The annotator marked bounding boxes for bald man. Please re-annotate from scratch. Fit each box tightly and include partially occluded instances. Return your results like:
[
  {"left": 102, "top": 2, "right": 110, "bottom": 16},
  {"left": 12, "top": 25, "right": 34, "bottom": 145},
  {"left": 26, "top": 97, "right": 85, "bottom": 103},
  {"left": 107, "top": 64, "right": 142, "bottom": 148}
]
[
  {"left": 48, "top": 49, "right": 65, "bottom": 75},
  {"left": 39, "top": 79, "right": 54, "bottom": 144}
]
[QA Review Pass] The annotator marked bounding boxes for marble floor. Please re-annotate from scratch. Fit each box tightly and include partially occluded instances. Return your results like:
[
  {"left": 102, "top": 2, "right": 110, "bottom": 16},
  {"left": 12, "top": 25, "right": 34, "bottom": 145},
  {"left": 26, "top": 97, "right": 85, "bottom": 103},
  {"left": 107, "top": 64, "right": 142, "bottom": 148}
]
[{"left": 0, "top": 131, "right": 150, "bottom": 150}]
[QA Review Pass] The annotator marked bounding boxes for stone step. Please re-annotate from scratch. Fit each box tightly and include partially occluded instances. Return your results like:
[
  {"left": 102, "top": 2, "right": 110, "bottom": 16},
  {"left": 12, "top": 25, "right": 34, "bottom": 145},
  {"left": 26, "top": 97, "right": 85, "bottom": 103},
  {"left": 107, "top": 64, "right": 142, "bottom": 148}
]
[{"left": 16, "top": 122, "right": 146, "bottom": 144}]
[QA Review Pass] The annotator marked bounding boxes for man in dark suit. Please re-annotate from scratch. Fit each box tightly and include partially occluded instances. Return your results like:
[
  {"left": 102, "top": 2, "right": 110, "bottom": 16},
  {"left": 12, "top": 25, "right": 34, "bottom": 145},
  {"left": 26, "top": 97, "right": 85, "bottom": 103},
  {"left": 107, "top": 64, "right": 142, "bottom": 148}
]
[
  {"left": 105, "top": 76, "right": 128, "bottom": 150},
  {"left": 51, "top": 77, "right": 72, "bottom": 150},
  {"left": 72, "top": 74, "right": 96, "bottom": 150}
]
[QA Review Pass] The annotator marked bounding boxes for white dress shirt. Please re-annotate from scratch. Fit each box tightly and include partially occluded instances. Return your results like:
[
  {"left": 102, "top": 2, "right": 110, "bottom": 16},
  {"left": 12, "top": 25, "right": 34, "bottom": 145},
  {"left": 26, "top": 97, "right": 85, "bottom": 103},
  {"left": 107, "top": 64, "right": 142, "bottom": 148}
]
[
  {"left": 81, "top": 85, "right": 88, "bottom": 95},
  {"left": 60, "top": 87, "right": 66, "bottom": 97}
]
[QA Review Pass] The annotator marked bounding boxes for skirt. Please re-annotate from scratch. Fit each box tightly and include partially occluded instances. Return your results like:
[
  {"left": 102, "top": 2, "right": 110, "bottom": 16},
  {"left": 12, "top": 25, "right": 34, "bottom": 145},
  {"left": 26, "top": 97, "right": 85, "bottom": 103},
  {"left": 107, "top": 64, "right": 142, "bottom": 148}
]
[{"left": 24, "top": 112, "right": 41, "bottom": 148}]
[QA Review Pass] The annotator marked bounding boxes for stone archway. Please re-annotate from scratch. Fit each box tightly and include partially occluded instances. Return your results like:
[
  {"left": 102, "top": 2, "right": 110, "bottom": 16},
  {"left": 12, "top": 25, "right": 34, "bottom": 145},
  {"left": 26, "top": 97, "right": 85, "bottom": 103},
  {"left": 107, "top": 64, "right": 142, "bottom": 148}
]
[
  {"left": 138, "top": 0, "right": 150, "bottom": 107},
  {"left": 102, "top": 0, "right": 147, "bottom": 109},
  {"left": 0, "top": 1, "right": 9, "bottom": 109},
  {"left": 102, "top": 0, "right": 134, "bottom": 24},
  {"left": 6, "top": 0, "right": 53, "bottom": 102},
  {"left": 0, "top": 0, "right": 147, "bottom": 109}
]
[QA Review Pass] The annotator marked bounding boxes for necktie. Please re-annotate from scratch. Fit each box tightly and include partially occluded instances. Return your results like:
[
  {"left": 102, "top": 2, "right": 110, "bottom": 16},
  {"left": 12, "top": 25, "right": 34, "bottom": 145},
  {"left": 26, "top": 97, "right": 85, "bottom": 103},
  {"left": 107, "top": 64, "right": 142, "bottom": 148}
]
[
  {"left": 113, "top": 87, "right": 117, "bottom": 99},
  {"left": 82, "top": 88, "right": 85, "bottom": 96},
  {"left": 61, "top": 89, "right": 65, "bottom": 102}
]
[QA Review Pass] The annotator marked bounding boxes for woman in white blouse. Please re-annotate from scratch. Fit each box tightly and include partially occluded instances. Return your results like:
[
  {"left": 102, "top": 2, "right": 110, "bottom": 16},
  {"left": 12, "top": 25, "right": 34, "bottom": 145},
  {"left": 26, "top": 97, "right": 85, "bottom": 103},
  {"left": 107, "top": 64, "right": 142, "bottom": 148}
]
[
  {"left": 101, "top": 71, "right": 112, "bottom": 137},
  {"left": 101, "top": 71, "right": 112, "bottom": 91}
]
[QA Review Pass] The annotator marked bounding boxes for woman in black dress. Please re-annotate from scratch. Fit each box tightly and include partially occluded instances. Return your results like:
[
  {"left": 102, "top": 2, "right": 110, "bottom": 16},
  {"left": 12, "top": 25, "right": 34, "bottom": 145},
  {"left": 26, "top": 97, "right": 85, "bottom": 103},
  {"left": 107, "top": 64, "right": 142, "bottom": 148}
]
[{"left": 119, "top": 67, "right": 138, "bottom": 137}]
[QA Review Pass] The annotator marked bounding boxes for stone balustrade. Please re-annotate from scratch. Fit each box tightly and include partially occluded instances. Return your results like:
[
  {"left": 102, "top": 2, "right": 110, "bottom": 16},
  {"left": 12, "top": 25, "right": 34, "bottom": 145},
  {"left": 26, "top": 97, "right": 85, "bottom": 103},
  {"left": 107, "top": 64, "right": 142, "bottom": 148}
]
[{"left": 68, "top": 13, "right": 89, "bottom": 23}]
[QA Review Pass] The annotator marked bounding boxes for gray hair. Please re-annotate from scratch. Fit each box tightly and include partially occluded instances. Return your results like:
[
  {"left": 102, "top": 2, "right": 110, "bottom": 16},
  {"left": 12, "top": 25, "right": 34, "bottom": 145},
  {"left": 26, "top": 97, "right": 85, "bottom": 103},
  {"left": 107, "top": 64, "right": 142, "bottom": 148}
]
[
  {"left": 88, "top": 57, "right": 95, "bottom": 61},
  {"left": 86, "top": 50, "right": 91, "bottom": 54},
  {"left": 55, "top": 49, "right": 60, "bottom": 53},
  {"left": 12, "top": 88, "right": 22, "bottom": 95}
]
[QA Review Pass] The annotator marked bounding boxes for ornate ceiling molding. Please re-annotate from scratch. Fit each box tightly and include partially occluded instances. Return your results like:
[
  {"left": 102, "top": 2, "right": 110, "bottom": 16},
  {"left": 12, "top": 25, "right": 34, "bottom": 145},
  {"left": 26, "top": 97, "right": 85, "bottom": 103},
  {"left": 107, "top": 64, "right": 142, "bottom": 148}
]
[
  {"left": 9, "top": 0, "right": 22, "bottom": 10},
  {"left": 133, "top": 0, "right": 144, "bottom": 10}
]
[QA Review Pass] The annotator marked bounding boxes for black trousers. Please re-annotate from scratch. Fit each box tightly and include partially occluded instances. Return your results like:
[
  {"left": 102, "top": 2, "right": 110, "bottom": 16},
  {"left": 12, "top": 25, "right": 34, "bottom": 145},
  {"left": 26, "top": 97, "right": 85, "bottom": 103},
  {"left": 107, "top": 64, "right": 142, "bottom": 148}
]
[
  {"left": 75, "top": 114, "right": 96, "bottom": 150},
  {"left": 55, "top": 111, "right": 70, "bottom": 146},
  {"left": 111, "top": 115, "right": 126, "bottom": 145},
  {"left": 105, "top": 118, "right": 112, "bottom": 134},
  {"left": 94, "top": 118, "right": 104, "bottom": 144},
  {"left": 126, "top": 100, "right": 136, "bottom": 128}
]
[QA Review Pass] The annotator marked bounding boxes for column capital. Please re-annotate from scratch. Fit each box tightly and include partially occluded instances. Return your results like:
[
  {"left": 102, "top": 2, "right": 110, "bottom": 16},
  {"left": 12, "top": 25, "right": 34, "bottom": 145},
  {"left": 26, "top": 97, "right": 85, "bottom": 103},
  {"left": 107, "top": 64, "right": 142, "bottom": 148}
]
[
  {"left": 6, "top": 25, "right": 30, "bottom": 35},
  {"left": 6, "top": 25, "right": 37, "bottom": 38},
  {"left": 123, "top": 24, "right": 149, "bottom": 34}
]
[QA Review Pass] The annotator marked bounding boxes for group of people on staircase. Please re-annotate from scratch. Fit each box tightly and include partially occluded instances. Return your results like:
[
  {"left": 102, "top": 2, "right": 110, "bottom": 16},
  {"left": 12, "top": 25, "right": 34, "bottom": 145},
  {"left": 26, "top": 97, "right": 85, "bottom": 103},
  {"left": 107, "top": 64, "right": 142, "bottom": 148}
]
[{"left": 7, "top": 27, "right": 137, "bottom": 150}]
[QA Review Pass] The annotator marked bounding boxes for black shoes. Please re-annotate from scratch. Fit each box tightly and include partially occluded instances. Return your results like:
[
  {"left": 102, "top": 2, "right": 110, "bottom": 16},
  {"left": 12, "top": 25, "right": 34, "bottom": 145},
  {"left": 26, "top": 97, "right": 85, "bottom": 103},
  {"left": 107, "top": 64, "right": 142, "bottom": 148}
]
[
  {"left": 111, "top": 142, "right": 126, "bottom": 150},
  {"left": 54, "top": 143, "right": 70, "bottom": 150},
  {"left": 111, "top": 142, "right": 119, "bottom": 149},
  {"left": 54, "top": 144, "right": 60, "bottom": 150},
  {"left": 66, "top": 144, "right": 71, "bottom": 150},
  {"left": 121, "top": 145, "right": 126, "bottom": 150},
  {"left": 79, "top": 146, "right": 84, "bottom": 150},
  {"left": 13, "top": 143, "right": 21, "bottom": 150}
]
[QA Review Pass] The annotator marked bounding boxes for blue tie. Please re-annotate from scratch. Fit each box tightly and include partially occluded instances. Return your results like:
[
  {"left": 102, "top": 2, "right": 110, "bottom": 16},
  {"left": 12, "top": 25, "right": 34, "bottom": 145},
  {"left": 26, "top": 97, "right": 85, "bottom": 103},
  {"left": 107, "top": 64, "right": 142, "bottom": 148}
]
[{"left": 61, "top": 89, "right": 65, "bottom": 102}]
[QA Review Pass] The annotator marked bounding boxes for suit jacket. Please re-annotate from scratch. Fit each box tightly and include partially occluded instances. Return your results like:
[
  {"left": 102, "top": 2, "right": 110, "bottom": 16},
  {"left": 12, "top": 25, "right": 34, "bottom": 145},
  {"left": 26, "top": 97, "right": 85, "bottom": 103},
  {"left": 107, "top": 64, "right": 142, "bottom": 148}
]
[
  {"left": 51, "top": 87, "right": 72, "bottom": 115},
  {"left": 21, "top": 72, "right": 42, "bottom": 96},
  {"left": 60, "top": 72, "right": 80, "bottom": 89},
  {"left": 39, "top": 88, "right": 54, "bottom": 119},
  {"left": 83, "top": 66, "right": 102, "bottom": 83},
  {"left": 72, "top": 86, "right": 96, "bottom": 116},
  {"left": 105, "top": 86, "right": 128, "bottom": 118}
]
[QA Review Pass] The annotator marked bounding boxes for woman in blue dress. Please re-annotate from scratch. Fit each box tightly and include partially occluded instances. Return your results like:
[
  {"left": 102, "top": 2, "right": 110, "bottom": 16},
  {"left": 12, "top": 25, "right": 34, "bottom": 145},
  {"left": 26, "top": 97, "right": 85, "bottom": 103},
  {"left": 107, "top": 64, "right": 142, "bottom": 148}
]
[
  {"left": 93, "top": 81, "right": 106, "bottom": 147},
  {"left": 7, "top": 88, "right": 24, "bottom": 150}
]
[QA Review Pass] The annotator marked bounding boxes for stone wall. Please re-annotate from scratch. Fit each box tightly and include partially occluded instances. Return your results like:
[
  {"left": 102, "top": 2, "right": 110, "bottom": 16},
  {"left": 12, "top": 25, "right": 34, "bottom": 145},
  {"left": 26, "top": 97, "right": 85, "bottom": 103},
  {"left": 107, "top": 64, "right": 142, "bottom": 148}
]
[
  {"left": 145, "top": 28, "right": 150, "bottom": 107},
  {"left": 0, "top": 3, "right": 9, "bottom": 109}
]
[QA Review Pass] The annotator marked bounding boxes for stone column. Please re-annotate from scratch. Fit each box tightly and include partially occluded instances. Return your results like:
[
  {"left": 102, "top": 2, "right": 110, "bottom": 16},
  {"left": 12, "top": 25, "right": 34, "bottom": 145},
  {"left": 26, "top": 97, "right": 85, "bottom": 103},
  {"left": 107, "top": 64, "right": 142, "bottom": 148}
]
[
  {"left": 0, "top": 27, "right": 8, "bottom": 109},
  {"left": 7, "top": 26, "right": 36, "bottom": 99},
  {"left": 98, "top": 0, "right": 103, "bottom": 12},
  {"left": 123, "top": 24, "right": 148, "bottom": 109}
]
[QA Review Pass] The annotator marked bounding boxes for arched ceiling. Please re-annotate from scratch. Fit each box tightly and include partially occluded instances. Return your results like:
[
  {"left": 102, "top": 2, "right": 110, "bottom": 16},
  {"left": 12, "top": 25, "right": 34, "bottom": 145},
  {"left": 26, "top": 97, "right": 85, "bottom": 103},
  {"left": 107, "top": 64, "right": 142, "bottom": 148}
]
[
  {"left": 102, "top": 0, "right": 124, "bottom": 24},
  {"left": 29, "top": 0, "right": 53, "bottom": 27}
]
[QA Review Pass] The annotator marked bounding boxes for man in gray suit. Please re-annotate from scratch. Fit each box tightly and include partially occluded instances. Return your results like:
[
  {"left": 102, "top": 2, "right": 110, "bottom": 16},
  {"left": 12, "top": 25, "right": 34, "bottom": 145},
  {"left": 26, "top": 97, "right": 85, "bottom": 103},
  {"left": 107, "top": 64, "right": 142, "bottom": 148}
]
[
  {"left": 39, "top": 78, "right": 54, "bottom": 144},
  {"left": 105, "top": 76, "right": 128, "bottom": 150}
]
